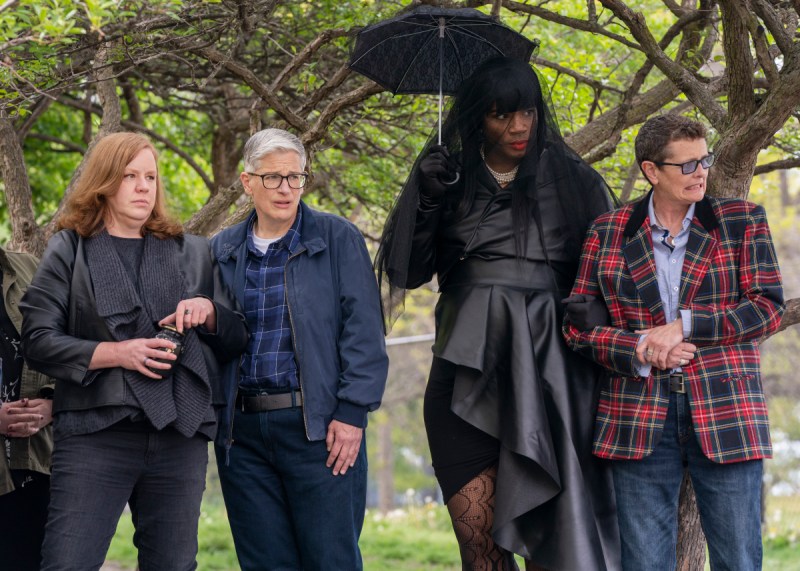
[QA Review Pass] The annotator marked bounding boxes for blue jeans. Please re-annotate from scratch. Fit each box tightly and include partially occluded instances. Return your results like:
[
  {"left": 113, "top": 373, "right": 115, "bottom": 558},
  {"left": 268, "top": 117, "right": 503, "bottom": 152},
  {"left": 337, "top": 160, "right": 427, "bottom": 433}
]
[
  {"left": 612, "top": 392, "right": 763, "bottom": 571},
  {"left": 41, "top": 423, "right": 208, "bottom": 571},
  {"left": 215, "top": 406, "right": 367, "bottom": 571}
]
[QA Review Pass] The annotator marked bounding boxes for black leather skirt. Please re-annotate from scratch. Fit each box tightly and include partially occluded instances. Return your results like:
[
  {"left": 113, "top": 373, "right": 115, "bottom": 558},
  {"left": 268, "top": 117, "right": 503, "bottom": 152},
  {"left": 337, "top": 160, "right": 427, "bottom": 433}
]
[{"left": 426, "top": 258, "right": 621, "bottom": 570}]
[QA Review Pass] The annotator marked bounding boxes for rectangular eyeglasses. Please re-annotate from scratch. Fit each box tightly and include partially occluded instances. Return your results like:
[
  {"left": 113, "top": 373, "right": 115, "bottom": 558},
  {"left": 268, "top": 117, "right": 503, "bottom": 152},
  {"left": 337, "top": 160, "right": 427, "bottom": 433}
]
[
  {"left": 652, "top": 153, "right": 715, "bottom": 175},
  {"left": 247, "top": 172, "right": 309, "bottom": 189}
]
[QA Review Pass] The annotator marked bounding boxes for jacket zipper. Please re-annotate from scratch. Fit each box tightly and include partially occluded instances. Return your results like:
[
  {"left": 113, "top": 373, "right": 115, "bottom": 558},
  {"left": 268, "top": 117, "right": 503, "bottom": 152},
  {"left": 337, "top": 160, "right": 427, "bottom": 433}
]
[{"left": 285, "top": 250, "right": 310, "bottom": 440}]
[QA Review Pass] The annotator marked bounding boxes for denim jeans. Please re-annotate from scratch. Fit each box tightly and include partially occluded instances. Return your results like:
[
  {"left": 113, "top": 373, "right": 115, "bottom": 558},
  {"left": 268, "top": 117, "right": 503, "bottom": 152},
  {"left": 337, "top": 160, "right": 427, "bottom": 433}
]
[
  {"left": 612, "top": 392, "right": 763, "bottom": 571},
  {"left": 41, "top": 423, "right": 208, "bottom": 571},
  {"left": 215, "top": 406, "right": 367, "bottom": 571}
]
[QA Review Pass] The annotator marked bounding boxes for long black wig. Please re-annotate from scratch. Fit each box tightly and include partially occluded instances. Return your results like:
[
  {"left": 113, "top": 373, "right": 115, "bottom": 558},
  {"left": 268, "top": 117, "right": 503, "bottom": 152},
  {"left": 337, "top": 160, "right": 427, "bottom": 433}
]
[{"left": 375, "top": 57, "right": 616, "bottom": 329}]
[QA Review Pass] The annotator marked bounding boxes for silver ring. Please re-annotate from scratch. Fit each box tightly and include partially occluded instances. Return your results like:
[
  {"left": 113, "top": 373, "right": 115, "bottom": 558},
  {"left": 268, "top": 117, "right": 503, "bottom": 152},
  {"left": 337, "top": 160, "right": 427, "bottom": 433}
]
[
  {"left": 143, "top": 357, "right": 148, "bottom": 365},
  {"left": 184, "top": 309, "right": 192, "bottom": 315},
  {"left": 646, "top": 348, "right": 654, "bottom": 357},
  {"left": 680, "top": 358, "right": 688, "bottom": 366}
]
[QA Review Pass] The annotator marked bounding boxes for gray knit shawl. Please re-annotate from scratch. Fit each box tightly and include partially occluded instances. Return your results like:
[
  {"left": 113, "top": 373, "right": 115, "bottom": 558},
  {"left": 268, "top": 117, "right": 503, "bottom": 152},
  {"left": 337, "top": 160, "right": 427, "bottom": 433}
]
[{"left": 85, "top": 231, "right": 211, "bottom": 437}]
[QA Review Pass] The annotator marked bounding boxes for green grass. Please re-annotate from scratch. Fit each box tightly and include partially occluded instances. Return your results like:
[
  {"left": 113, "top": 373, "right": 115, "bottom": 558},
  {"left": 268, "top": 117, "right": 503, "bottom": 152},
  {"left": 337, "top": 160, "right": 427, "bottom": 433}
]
[
  {"left": 106, "top": 499, "right": 461, "bottom": 570},
  {"left": 106, "top": 494, "right": 800, "bottom": 570}
]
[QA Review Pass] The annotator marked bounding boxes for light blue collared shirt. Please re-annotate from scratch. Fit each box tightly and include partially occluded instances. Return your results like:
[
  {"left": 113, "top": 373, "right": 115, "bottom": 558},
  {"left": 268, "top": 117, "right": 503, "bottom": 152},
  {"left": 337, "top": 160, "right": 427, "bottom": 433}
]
[{"left": 636, "top": 195, "right": 694, "bottom": 377}]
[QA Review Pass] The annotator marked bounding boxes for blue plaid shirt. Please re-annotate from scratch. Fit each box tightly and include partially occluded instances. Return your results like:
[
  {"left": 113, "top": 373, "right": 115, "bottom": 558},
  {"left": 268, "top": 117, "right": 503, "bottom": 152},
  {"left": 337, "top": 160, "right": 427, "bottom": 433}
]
[{"left": 239, "top": 208, "right": 302, "bottom": 390}]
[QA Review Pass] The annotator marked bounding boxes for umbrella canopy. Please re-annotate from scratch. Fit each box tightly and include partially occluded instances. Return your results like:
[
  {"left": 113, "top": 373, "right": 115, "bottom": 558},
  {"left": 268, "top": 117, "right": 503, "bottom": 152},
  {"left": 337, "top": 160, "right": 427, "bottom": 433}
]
[{"left": 349, "top": 5, "right": 537, "bottom": 142}]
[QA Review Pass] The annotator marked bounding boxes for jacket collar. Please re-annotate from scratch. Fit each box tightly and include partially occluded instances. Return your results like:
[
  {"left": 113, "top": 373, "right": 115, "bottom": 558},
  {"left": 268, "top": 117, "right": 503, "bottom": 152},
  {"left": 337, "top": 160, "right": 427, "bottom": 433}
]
[
  {"left": 623, "top": 188, "right": 719, "bottom": 237},
  {"left": 216, "top": 201, "right": 326, "bottom": 263}
]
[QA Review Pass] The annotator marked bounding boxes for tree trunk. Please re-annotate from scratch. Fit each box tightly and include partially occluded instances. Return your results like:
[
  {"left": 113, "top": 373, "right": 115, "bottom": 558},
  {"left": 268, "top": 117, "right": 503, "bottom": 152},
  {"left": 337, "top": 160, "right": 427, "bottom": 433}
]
[
  {"left": 0, "top": 116, "right": 45, "bottom": 255},
  {"left": 676, "top": 472, "right": 706, "bottom": 570}
]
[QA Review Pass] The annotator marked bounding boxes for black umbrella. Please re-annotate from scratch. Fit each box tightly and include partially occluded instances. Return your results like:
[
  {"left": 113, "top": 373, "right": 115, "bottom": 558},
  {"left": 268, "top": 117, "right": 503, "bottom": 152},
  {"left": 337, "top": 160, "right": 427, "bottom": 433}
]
[{"left": 349, "top": 5, "right": 538, "bottom": 143}]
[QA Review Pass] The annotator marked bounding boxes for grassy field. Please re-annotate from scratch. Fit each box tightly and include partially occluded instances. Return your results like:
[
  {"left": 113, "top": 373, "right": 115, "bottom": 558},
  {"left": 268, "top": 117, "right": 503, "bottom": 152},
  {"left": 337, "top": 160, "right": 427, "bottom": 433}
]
[
  {"left": 106, "top": 500, "right": 462, "bottom": 570},
  {"left": 104, "top": 493, "right": 800, "bottom": 570}
]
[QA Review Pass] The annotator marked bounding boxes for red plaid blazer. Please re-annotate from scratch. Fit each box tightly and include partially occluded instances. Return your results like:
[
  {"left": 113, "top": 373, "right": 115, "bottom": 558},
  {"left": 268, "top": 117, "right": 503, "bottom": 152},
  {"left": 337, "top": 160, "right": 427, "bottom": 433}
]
[{"left": 563, "top": 193, "right": 784, "bottom": 463}]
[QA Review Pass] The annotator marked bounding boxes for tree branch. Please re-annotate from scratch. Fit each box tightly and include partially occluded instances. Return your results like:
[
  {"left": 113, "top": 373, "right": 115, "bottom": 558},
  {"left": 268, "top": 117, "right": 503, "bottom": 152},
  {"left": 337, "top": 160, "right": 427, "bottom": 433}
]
[
  {"left": 598, "top": 0, "right": 728, "bottom": 129},
  {"left": 751, "top": 0, "right": 794, "bottom": 57},
  {"left": 184, "top": 179, "right": 245, "bottom": 236},
  {"left": 0, "top": 115, "right": 44, "bottom": 255},
  {"left": 301, "top": 82, "right": 384, "bottom": 147},
  {"left": 53, "top": 95, "right": 215, "bottom": 192},
  {"left": 532, "top": 56, "right": 625, "bottom": 94},
  {"left": 774, "top": 298, "right": 800, "bottom": 335},
  {"left": 271, "top": 28, "right": 349, "bottom": 93},
  {"left": 754, "top": 157, "right": 800, "bottom": 176},
  {"left": 299, "top": 63, "right": 355, "bottom": 116},
  {"left": 498, "top": 0, "right": 641, "bottom": 50},
  {"left": 194, "top": 45, "right": 310, "bottom": 132},
  {"left": 719, "top": 1, "right": 756, "bottom": 122}
]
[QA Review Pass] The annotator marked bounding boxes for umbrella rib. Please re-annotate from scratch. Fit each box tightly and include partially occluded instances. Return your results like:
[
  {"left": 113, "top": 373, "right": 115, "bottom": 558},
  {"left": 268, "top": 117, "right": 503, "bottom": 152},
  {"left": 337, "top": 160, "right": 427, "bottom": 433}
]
[
  {"left": 393, "top": 32, "right": 440, "bottom": 93},
  {"left": 446, "top": 25, "right": 518, "bottom": 56},
  {"left": 349, "top": 27, "right": 442, "bottom": 66}
]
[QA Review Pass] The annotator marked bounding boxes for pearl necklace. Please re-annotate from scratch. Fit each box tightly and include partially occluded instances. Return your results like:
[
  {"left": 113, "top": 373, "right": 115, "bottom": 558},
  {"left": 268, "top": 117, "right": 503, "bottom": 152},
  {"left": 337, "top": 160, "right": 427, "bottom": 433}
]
[{"left": 480, "top": 146, "right": 519, "bottom": 185}]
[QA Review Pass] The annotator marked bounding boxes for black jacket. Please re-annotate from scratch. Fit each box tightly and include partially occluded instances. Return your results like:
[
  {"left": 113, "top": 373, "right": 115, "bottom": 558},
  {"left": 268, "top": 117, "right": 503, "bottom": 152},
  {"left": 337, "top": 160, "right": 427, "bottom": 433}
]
[{"left": 20, "top": 230, "right": 248, "bottom": 414}]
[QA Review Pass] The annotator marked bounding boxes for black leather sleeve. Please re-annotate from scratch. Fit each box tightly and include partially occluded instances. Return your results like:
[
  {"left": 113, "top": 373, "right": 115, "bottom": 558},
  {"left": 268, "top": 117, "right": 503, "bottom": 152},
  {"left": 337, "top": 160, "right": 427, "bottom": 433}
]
[
  {"left": 20, "top": 231, "right": 101, "bottom": 386},
  {"left": 404, "top": 202, "right": 443, "bottom": 288},
  {"left": 182, "top": 235, "right": 249, "bottom": 363}
]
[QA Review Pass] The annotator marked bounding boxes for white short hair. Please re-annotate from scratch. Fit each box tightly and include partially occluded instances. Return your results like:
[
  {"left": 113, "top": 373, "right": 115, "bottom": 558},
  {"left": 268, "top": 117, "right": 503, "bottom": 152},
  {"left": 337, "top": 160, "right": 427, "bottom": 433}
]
[{"left": 242, "top": 128, "right": 307, "bottom": 171}]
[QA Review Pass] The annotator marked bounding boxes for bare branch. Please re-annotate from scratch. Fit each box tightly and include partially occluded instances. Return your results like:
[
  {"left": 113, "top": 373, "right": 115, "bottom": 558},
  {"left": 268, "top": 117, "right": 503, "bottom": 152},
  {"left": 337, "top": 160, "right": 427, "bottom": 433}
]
[
  {"left": 25, "top": 133, "right": 87, "bottom": 154},
  {"left": 532, "top": 56, "right": 625, "bottom": 94},
  {"left": 751, "top": 0, "right": 794, "bottom": 57},
  {"left": 499, "top": 0, "right": 641, "bottom": 50},
  {"left": 619, "top": 159, "right": 643, "bottom": 203},
  {"left": 299, "top": 63, "right": 355, "bottom": 116},
  {"left": 302, "top": 82, "right": 384, "bottom": 147},
  {"left": 270, "top": 28, "right": 349, "bottom": 93},
  {"left": 598, "top": 0, "right": 727, "bottom": 129},
  {"left": 567, "top": 78, "right": 680, "bottom": 156},
  {"left": 774, "top": 298, "right": 800, "bottom": 334},
  {"left": 16, "top": 96, "right": 55, "bottom": 140},
  {"left": 194, "top": 45, "right": 310, "bottom": 132},
  {"left": 754, "top": 157, "right": 800, "bottom": 176},
  {"left": 185, "top": 180, "right": 245, "bottom": 236},
  {"left": 54, "top": 96, "right": 216, "bottom": 193}
]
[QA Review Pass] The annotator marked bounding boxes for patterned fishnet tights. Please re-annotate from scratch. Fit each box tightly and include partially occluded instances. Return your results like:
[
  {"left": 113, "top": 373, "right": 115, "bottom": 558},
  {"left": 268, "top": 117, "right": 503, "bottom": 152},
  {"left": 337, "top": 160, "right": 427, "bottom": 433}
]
[{"left": 446, "top": 465, "right": 547, "bottom": 571}]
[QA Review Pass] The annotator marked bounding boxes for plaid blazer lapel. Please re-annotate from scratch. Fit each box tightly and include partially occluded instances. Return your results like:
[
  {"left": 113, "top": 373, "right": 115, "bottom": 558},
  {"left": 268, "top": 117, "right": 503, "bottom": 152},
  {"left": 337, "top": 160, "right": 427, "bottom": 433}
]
[
  {"left": 622, "top": 222, "right": 665, "bottom": 326},
  {"left": 679, "top": 218, "right": 717, "bottom": 308}
]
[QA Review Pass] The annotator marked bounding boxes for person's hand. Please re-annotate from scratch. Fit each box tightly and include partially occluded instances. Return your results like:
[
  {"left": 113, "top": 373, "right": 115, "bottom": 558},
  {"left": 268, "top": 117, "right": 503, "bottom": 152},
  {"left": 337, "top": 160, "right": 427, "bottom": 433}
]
[
  {"left": 419, "top": 144, "right": 459, "bottom": 199},
  {"left": 160, "top": 296, "right": 217, "bottom": 334},
  {"left": 0, "top": 399, "right": 46, "bottom": 437},
  {"left": 636, "top": 319, "right": 687, "bottom": 369},
  {"left": 19, "top": 399, "right": 52, "bottom": 429},
  {"left": 115, "top": 337, "right": 178, "bottom": 379},
  {"left": 658, "top": 341, "right": 697, "bottom": 371},
  {"left": 562, "top": 294, "right": 611, "bottom": 330},
  {"left": 325, "top": 420, "right": 363, "bottom": 476}
]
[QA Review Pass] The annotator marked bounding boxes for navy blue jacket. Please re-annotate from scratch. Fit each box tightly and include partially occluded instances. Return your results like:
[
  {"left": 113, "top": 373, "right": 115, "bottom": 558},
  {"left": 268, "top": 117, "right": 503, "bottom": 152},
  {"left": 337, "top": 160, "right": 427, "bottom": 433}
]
[{"left": 211, "top": 203, "right": 388, "bottom": 448}]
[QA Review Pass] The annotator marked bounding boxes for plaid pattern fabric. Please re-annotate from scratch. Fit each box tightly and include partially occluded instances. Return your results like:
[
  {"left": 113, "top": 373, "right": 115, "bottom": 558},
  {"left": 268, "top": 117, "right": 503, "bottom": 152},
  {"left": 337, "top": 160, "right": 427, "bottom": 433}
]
[
  {"left": 563, "top": 194, "right": 784, "bottom": 463},
  {"left": 240, "top": 210, "right": 303, "bottom": 390}
]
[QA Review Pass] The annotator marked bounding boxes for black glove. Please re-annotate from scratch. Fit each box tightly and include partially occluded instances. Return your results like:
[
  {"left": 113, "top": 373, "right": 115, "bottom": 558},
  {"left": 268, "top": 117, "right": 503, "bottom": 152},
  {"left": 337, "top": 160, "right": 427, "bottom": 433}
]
[
  {"left": 419, "top": 144, "right": 459, "bottom": 199},
  {"left": 562, "top": 294, "right": 611, "bottom": 331}
]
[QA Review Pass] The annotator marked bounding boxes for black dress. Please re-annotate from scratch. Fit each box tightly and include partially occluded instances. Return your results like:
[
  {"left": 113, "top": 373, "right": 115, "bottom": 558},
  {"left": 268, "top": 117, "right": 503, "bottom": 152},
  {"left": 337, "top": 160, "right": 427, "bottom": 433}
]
[{"left": 412, "top": 155, "right": 620, "bottom": 571}]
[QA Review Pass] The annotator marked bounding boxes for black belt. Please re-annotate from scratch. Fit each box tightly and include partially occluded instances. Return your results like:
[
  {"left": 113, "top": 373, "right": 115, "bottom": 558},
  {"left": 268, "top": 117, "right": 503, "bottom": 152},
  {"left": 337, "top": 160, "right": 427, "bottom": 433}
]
[
  {"left": 236, "top": 390, "right": 303, "bottom": 412},
  {"left": 669, "top": 373, "right": 686, "bottom": 394}
]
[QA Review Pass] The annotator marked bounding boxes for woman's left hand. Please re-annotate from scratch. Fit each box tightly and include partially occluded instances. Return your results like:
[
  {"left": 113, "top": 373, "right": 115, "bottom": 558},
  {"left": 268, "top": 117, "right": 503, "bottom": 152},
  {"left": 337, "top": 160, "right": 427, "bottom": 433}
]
[{"left": 160, "top": 297, "right": 217, "bottom": 334}]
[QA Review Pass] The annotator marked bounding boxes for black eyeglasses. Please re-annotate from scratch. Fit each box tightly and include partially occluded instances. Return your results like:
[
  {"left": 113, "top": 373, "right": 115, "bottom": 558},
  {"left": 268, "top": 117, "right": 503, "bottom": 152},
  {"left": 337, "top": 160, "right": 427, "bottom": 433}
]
[
  {"left": 652, "top": 153, "right": 715, "bottom": 175},
  {"left": 246, "top": 172, "right": 309, "bottom": 190}
]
